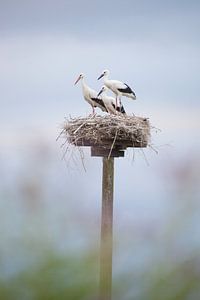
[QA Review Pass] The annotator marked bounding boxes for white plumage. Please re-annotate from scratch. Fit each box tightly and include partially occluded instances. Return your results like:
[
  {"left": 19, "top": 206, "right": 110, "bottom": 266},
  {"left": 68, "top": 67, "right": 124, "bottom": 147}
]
[
  {"left": 98, "top": 86, "right": 126, "bottom": 115},
  {"left": 98, "top": 69, "right": 136, "bottom": 107},
  {"left": 74, "top": 73, "right": 107, "bottom": 114},
  {"left": 97, "top": 86, "right": 118, "bottom": 114}
]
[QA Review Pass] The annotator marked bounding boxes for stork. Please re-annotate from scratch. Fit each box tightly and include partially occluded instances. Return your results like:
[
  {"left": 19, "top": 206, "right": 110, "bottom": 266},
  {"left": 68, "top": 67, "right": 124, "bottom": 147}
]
[
  {"left": 97, "top": 86, "right": 126, "bottom": 115},
  {"left": 74, "top": 73, "right": 107, "bottom": 115},
  {"left": 97, "top": 69, "right": 136, "bottom": 108}
]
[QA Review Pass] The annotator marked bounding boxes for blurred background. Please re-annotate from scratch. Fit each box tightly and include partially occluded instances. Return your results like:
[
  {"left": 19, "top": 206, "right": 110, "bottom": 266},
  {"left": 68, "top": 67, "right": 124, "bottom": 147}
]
[{"left": 0, "top": 0, "right": 200, "bottom": 299}]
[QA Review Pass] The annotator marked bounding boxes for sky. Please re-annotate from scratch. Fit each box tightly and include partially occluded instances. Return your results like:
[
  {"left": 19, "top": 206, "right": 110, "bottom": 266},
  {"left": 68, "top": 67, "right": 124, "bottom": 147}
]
[
  {"left": 0, "top": 0, "right": 199, "bottom": 199},
  {"left": 0, "top": 0, "right": 199, "bottom": 208},
  {"left": 0, "top": 0, "right": 199, "bottom": 174},
  {"left": 0, "top": 0, "right": 200, "bottom": 286},
  {"left": 0, "top": 0, "right": 200, "bottom": 211},
  {"left": 1, "top": 0, "right": 200, "bottom": 137}
]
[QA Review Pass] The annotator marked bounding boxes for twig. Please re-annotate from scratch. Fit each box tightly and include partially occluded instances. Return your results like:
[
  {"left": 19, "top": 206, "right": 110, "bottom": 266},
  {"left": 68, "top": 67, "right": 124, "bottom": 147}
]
[
  {"left": 61, "top": 145, "right": 70, "bottom": 160},
  {"left": 73, "top": 115, "right": 95, "bottom": 134},
  {"left": 60, "top": 139, "right": 68, "bottom": 148},
  {"left": 149, "top": 144, "right": 159, "bottom": 154},
  {"left": 56, "top": 128, "right": 65, "bottom": 141},
  {"left": 139, "top": 148, "right": 150, "bottom": 166},
  {"left": 108, "top": 129, "right": 118, "bottom": 159},
  {"left": 78, "top": 147, "right": 86, "bottom": 172}
]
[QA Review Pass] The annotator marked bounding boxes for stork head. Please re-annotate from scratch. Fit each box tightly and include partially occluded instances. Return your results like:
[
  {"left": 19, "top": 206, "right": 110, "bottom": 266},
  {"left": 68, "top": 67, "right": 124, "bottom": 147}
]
[
  {"left": 97, "top": 69, "right": 109, "bottom": 80},
  {"left": 97, "top": 85, "right": 107, "bottom": 97},
  {"left": 74, "top": 73, "right": 84, "bottom": 85}
]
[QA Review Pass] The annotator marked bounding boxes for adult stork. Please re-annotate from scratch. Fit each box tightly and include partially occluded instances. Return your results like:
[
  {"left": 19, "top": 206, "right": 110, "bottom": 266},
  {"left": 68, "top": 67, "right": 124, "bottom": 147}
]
[
  {"left": 97, "top": 86, "right": 126, "bottom": 115},
  {"left": 74, "top": 73, "right": 107, "bottom": 115},
  {"left": 97, "top": 69, "right": 136, "bottom": 108}
]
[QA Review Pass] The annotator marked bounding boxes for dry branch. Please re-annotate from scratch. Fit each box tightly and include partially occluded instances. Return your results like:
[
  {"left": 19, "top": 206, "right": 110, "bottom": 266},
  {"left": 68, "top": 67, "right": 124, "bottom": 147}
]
[{"left": 62, "top": 114, "right": 150, "bottom": 149}]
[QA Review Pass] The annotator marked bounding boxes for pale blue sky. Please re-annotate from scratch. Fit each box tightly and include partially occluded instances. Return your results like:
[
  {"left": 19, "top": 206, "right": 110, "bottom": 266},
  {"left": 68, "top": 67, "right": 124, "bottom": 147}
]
[
  {"left": 1, "top": 1, "right": 199, "bottom": 134},
  {"left": 0, "top": 0, "right": 199, "bottom": 152},
  {"left": 0, "top": 1, "right": 200, "bottom": 283}
]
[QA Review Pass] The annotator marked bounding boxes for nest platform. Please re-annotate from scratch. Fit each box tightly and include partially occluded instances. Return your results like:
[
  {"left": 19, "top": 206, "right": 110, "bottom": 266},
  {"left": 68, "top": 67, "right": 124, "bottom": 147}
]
[{"left": 63, "top": 115, "right": 150, "bottom": 157}]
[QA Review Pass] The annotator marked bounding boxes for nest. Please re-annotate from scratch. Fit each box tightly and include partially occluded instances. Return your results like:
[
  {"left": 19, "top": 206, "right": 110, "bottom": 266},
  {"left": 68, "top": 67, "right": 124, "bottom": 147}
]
[{"left": 62, "top": 115, "right": 150, "bottom": 150}]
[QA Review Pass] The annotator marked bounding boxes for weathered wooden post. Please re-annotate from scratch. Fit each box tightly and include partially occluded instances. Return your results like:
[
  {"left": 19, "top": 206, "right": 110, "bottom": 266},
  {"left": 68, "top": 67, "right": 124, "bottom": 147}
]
[
  {"left": 62, "top": 115, "right": 150, "bottom": 300},
  {"left": 91, "top": 149, "right": 123, "bottom": 300},
  {"left": 91, "top": 139, "right": 126, "bottom": 300},
  {"left": 99, "top": 157, "right": 114, "bottom": 300}
]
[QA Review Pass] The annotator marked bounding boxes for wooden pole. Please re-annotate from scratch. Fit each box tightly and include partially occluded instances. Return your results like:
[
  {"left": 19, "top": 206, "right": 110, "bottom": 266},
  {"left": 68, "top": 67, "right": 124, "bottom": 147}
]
[{"left": 99, "top": 157, "right": 114, "bottom": 300}]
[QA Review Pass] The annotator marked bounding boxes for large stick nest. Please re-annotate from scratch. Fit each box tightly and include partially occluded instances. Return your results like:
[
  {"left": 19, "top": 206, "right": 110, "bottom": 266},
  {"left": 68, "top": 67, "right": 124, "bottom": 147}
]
[{"left": 62, "top": 115, "right": 150, "bottom": 149}]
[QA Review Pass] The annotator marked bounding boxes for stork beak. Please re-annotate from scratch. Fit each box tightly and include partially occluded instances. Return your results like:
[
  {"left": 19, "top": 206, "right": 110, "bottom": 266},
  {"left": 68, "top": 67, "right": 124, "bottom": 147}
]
[
  {"left": 74, "top": 75, "right": 81, "bottom": 85},
  {"left": 97, "top": 88, "right": 103, "bottom": 97},
  {"left": 97, "top": 73, "right": 104, "bottom": 80}
]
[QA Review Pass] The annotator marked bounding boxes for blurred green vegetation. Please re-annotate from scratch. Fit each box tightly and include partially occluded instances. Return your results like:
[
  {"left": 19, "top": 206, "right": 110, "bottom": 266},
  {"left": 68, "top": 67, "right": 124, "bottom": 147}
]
[
  {"left": 0, "top": 145, "right": 200, "bottom": 299},
  {"left": 0, "top": 249, "right": 200, "bottom": 300},
  {"left": 0, "top": 251, "right": 98, "bottom": 300},
  {"left": 114, "top": 255, "right": 200, "bottom": 300}
]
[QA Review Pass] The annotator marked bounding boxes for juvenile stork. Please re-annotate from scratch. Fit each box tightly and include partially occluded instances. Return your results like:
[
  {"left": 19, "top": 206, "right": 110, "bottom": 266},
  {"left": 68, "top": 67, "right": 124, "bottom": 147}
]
[
  {"left": 97, "top": 86, "right": 126, "bottom": 115},
  {"left": 74, "top": 73, "right": 107, "bottom": 115},
  {"left": 98, "top": 69, "right": 136, "bottom": 108}
]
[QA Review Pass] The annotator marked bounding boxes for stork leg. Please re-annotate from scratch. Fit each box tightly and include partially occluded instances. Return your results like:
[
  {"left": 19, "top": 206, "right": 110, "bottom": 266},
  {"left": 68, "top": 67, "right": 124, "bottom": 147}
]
[
  {"left": 119, "top": 97, "right": 122, "bottom": 111},
  {"left": 89, "top": 105, "right": 95, "bottom": 117},
  {"left": 115, "top": 96, "right": 118, "bottom": 109}
]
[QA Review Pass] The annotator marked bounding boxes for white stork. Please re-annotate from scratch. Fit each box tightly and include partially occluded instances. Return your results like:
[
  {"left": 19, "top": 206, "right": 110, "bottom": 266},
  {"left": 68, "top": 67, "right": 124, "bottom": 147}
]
[
  {"left": 97, "top": 86, "right": 126, "bottom": 115},
  {"left": 97, "top": 69, "right": 136, "bottom": 108},
  {"left": 74, "top": 73, "right": 107, "bottom": 115}
]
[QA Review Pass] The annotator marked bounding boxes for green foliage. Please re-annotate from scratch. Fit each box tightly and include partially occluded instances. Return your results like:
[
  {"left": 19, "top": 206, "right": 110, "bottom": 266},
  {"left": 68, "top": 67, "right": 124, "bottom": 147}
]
[
  {"left": 0, "top": 252, "right": 98, "bottom": 300},
  {"left": 1, "top": 250, "right": 200, "bottom": 300}
]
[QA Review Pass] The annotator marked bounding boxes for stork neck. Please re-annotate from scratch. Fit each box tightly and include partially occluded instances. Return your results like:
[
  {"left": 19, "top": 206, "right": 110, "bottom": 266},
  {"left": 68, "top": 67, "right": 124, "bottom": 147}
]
[
  {"left": 81, "top": 77, "right": 86, "bottom": 85},
  {"left": 81, "top": 78, "right": 89, "bottom": 94},
  {"left": 81, "top": 77, "right": 87, "bottom": 89},
  {"left": 103, "top": 74, "right": 109, "bottom": 84}
]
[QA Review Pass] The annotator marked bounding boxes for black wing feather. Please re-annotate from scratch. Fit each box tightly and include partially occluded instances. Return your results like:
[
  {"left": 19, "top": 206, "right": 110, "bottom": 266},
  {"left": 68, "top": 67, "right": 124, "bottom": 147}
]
[
  {"left": 112, "top": 103, "right": 126, "bottom": 114},
  {"left": 118, "top": 83, "right": 136, "bottom": 97},
  {"left": 116, "top": 105, "right": 126, "bottom": 114},
  {"left": 91, "top": 97, "right": 108, "bottom": 112}
]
